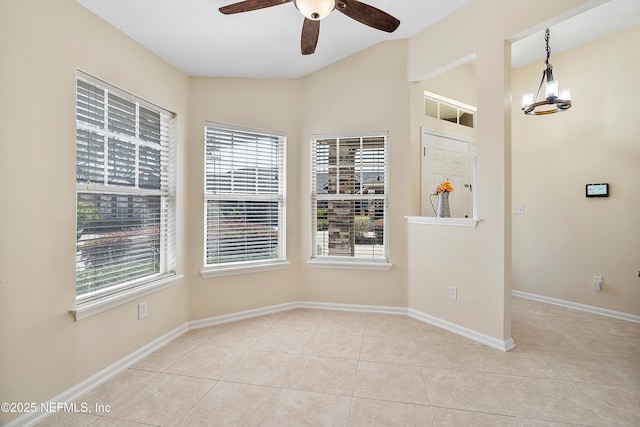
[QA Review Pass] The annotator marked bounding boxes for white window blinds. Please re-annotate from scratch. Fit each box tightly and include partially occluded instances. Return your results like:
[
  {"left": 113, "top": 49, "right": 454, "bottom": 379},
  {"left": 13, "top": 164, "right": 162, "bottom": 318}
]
[
  {"left": 204, "top": 123, "right": 286, "bottom": 267},
  {"left": 311, "top": 134, "right": 388, "bottom": 261},
  {"left": 76, "top": 72, "right": 175, "bottom": 301}
]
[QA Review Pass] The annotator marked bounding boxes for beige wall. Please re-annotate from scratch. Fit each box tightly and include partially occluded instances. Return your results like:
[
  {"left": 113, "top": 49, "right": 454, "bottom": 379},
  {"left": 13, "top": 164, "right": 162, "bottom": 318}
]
[
  {"left": 420, "top": 61, "right": 478, "bottom": 109},
  {"left": 0, "top": 0, "right": 189, "bottom": 423},
  {"left": 185, "top": 77, "right": 303, "bottom": 320},
  {"left": 4, "top": 0, "right": 634, "bottom": 423},
  {"left": 411, "top": 61, "right": 478, "bottom": 146},
  {"left": 184, "top": 42, "right": 415, "bottom": 317},
  {"left": 185, "top": 41, "right": 414, "bottom": 317},
  {"left": 297, "top": 40, "right": 411, "bottom": 307},
  {"left": 406, "top": 0, "right": 592, "bottom": 341},
  {"left": 511, "top": 24, "right": 640, "bottom": 315}
]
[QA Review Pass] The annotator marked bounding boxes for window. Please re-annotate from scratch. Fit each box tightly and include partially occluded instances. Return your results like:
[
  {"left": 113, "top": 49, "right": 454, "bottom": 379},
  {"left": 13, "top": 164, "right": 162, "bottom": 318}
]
[
  {"left": 424, "top": 91, "right": 476, "bottom": 128},
  {"left": 203, "top": 123, "right": 286, "bottom": 275},
  {"left": 311, "top": 134, "right": 389, "bottom": 264},
  {"left": 75, "top": 72, "right": 176, "bottom": 304}
]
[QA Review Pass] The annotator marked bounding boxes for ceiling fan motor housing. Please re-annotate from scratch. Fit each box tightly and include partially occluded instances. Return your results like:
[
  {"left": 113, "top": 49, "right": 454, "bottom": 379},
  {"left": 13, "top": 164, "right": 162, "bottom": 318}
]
[{"left": 294, "top": 0, "right": 337, "bottom": 21}]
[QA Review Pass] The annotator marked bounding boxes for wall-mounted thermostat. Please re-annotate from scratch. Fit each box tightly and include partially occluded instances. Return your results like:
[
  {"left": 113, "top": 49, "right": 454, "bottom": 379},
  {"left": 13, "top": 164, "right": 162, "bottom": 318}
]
[{"left": 586, "top": 183, "right": 609, "bottom": 197}]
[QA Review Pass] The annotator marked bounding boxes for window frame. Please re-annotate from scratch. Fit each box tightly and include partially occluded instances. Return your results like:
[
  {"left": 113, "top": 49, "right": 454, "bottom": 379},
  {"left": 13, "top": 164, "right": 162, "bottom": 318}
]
[
  {"left": 201, "top": 122, "right": 288, "bottom": 278},
  {"left": 309, "top": 132, "right": 391, "bottom": 270},
  {"left": 72, "top": 71, "right": 180, "bottom": 320}
]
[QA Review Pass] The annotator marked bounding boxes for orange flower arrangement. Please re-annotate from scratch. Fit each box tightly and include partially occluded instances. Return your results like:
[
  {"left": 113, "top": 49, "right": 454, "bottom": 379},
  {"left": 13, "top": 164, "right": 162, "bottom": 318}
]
[{"left": 430, "top": 180, "right": 454, "bottom": 195}]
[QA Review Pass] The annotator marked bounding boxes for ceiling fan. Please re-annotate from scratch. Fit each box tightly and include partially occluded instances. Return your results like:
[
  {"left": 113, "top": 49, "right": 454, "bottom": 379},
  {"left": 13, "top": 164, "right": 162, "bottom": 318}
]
[{"left": 219, "top": 0, "right": 401, "bottom": 55}]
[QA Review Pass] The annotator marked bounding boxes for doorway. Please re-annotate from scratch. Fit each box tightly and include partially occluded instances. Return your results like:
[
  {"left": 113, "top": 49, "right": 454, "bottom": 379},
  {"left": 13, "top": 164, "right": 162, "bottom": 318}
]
[{"left": 421, "top": 129, "right": 476, "bottom": 218}]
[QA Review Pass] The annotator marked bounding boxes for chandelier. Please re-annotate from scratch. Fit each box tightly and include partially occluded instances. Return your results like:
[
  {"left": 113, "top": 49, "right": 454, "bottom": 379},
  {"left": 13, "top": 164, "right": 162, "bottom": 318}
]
[{"left": 521, "top": 28, "right": 572, "bottom": 115}]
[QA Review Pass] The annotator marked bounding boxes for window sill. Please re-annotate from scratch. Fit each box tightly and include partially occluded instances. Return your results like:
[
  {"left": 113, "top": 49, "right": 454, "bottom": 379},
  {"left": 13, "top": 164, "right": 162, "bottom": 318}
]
[
  {"left": 307, "top": 259, "right": 392, "bottom": 271},
  {"left": 201, "top": 261, "right": 290, "bottom": 279},
  {"left": 70, "top": 274, "right": 183, "bottom": 321},
  {"left": 405, "top": 216, "right": 479, "bottom": 228}
]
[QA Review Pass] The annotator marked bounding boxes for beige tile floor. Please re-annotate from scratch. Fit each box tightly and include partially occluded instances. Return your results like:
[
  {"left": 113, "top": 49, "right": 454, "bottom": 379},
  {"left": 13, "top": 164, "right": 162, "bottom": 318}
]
[{"left": 37, "top": 297, "right": 640, "bottom": 426}]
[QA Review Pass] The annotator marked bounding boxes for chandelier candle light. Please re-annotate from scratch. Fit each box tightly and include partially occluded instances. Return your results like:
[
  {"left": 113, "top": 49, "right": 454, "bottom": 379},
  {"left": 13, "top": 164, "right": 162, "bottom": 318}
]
[{"left": 521, "top": 28, "right": 572, "bottom": 115}]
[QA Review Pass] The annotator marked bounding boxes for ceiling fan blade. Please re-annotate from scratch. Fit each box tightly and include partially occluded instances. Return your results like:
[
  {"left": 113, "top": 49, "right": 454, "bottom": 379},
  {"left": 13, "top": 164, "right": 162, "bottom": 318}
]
[
  {"left": 301, "top": 18, "right": 320, "bottom": 55},
  {"left": 219, "top": 0, "right": 291, "bottom": 15},
  {"left": 336, "top": 0, "right": 400, "bottom": 33}
]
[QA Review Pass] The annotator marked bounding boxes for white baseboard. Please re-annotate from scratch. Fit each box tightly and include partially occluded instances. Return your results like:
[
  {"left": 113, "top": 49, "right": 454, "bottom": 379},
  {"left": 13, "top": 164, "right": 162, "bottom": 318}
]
[
  {"left": 10, "top": 300, "right": 510, "bottom": 426},
  {"left": 408, "top": 309, "right": 516, "bottom": 352},
  {"left": 188, "top": 301, "right": 298, "bottom": 330},
  {"left": 189, "top": 301, "right": 408, "bottom": 330},
  {"left": 5, "top": 323, "right": 188, "bottom": 427},
  {"left": 298, "top": 301, "right": 407, "bottom": 315},
  {"left": 512, "top": 290, "right": 640, "bottom": 323}
]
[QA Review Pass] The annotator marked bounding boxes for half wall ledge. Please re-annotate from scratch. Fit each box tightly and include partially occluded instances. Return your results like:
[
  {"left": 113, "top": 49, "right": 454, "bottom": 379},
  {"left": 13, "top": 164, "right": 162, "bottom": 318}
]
[{"left": 405, "top": 216, "right": 479, "bottom": 227}]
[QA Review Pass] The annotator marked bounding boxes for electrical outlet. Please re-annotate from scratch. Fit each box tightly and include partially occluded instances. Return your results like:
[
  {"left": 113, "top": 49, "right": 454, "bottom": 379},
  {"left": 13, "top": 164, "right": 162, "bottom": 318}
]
[
  {"left": 449, "top": 286, "right": 457, "bottom": 300},
  {"left": 513, "top": 204, "right": 525, "bottom": 215},
  {"left": 592, "top": 276, "right": 602, "bottom": 291},
  {"left": 138, "top": 301, "right": 148, "bottom": 319}
]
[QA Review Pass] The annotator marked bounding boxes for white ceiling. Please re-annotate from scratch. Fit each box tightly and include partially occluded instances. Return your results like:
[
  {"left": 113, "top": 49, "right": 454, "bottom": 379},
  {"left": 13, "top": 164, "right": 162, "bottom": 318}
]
[
  {"left": 76, "top": 0, "right": 640, "bottom": 79},
  {"left": 75, "top": 0, "right": 470, "bottom": 78},
  {"left": 511, "top": 0, "right": 640, "bottom": 70}
]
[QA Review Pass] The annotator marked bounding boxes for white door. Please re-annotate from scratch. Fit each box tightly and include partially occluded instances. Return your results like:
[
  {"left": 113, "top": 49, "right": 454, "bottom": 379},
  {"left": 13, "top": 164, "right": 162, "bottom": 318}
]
[{"left": 421, "top": 130, "right": 474, "bottom": 218}]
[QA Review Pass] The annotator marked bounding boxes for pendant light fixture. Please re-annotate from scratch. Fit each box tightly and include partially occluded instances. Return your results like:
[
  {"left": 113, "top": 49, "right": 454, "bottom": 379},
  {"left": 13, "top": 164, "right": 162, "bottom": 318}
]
[
  {"left": 521, "top": 28, "right": 572, "bottom": 115},
  {"left": 294, "top": 0, "right": 336, "bottom": 20}
]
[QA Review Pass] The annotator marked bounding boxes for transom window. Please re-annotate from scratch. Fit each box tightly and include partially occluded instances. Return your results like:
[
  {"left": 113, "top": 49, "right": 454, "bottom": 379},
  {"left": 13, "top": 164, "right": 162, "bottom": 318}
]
[
  {"left": 203, "top": 123, "right": 286, "bottom": 272},
  {"left": 424, "top": 91, "right": 476, "bottom": 128},
  {"left": 75, "top": 72, "right": 176, "bottom": 303},
  {"left": 311, "top": 133, "right": 388, "bottom": 263}
]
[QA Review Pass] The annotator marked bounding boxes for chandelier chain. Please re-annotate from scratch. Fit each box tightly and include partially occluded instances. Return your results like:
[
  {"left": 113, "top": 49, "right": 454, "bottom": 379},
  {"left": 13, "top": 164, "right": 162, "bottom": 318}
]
[{"left": 544, "top": 28, "right": 551, "bottom": 67}]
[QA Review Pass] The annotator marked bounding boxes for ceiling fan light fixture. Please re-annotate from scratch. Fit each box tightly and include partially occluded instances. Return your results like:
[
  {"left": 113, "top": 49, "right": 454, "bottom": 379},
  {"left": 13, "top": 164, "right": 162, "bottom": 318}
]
[
  {"left": 294, "top": 0, "right": 336, "bottom": 20},
  {"left": 522, "top": 28, "right": 572, "bottom": 116}
]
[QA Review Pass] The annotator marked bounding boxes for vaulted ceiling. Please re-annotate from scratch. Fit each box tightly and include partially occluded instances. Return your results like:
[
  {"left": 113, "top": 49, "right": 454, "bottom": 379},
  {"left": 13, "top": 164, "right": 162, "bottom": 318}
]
[{"left": 76, "top": 0, "right": 640, "bottom": 79}]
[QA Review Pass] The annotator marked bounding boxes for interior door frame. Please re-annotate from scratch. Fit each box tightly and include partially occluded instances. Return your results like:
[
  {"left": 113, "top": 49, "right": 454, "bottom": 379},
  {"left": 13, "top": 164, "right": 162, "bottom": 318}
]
[{"left": 421, "top": 127, "right": 477, "bottom": 218}]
